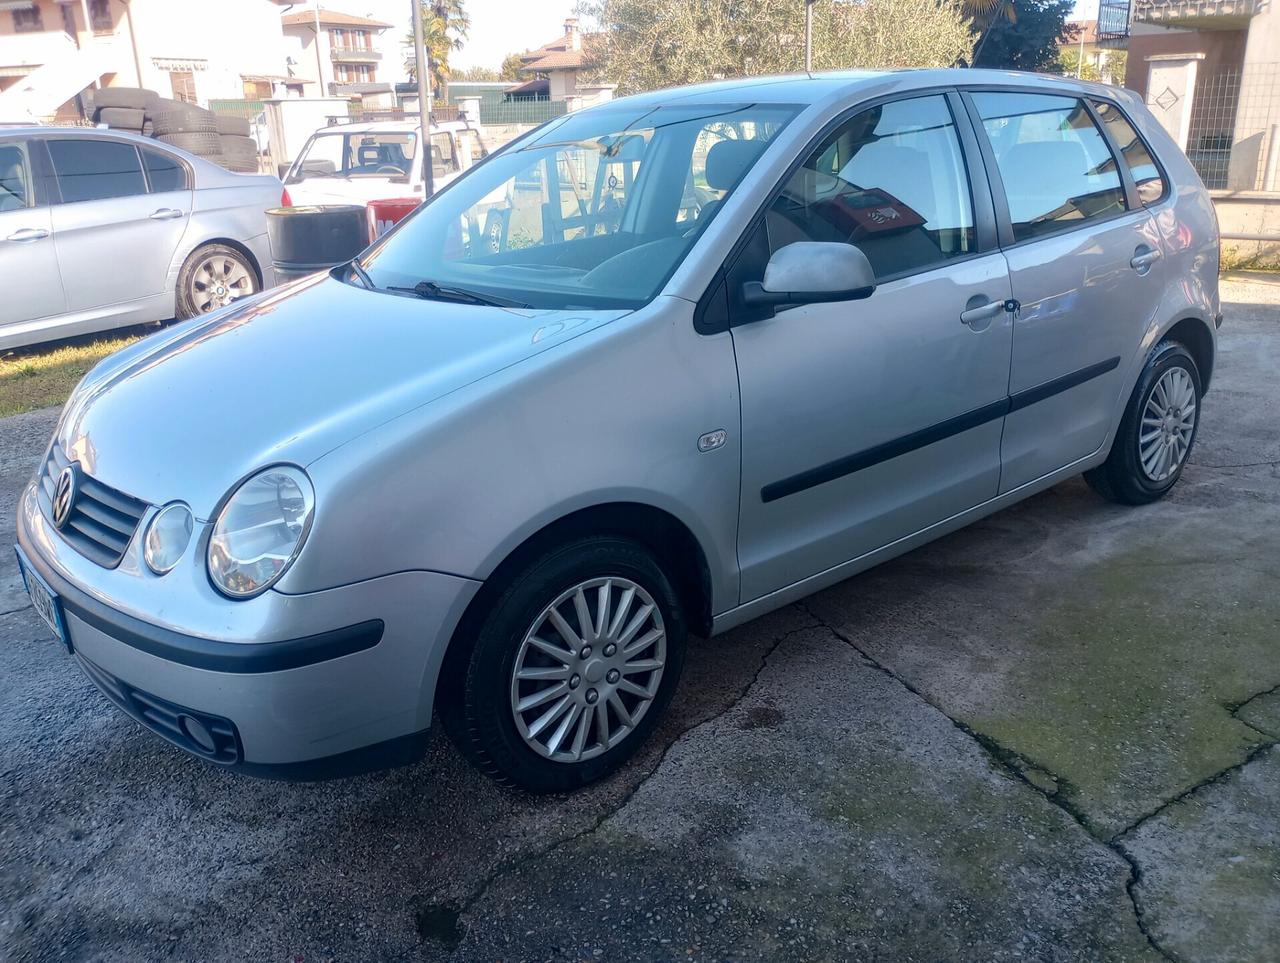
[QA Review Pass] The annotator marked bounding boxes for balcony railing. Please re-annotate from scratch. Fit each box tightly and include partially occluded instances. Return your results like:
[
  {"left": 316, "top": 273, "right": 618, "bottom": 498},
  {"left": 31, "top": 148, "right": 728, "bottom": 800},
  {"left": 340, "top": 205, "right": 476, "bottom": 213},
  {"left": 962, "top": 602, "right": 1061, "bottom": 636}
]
[
  {"left": 330, "top": 47, "right": 381, "bottom": 63},
  {"left": 1134, "top": 0, "right": 1262, "bottom": 26}
]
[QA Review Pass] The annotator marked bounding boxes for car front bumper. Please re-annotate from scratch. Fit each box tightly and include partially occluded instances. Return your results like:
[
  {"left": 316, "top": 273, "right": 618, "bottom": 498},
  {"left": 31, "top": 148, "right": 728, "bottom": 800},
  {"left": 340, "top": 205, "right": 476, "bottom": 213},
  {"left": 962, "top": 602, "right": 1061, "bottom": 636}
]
[{"left": 16, "top": 481, "right": 480, "bottom": 778}]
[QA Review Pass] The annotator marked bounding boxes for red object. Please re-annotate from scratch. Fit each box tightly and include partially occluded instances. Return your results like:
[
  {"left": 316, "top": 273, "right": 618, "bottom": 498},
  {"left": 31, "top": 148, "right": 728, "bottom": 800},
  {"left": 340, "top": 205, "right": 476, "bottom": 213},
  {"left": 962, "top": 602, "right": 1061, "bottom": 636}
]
[
  {"left": 367, "top": 197, "right": 421, "bottom": 239},
  {"left": 280, "top": 187, "right": 293, "bottom": 207}
]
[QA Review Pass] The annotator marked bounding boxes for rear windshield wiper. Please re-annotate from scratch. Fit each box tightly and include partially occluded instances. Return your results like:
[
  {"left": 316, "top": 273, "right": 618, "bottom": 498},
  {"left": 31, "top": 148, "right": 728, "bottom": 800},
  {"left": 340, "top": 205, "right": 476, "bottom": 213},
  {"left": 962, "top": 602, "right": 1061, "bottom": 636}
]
[{"left": 384, "top": 280, "right": 527, "bottom": 308}]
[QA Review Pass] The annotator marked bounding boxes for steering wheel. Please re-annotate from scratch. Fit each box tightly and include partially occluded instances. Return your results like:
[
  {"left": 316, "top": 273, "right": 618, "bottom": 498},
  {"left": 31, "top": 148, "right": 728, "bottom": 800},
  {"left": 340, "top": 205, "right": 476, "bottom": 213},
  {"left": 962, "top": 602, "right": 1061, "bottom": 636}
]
[{"left": 376, "top": 164, "right": 407, "bottom": 175}]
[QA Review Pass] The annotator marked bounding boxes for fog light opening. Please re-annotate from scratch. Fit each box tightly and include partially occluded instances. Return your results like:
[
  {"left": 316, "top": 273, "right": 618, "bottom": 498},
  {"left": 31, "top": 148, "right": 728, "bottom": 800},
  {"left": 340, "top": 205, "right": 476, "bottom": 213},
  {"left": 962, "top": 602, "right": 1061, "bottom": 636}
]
[{"left": 178, "top": 714, "right": 217, "bottom": 754}]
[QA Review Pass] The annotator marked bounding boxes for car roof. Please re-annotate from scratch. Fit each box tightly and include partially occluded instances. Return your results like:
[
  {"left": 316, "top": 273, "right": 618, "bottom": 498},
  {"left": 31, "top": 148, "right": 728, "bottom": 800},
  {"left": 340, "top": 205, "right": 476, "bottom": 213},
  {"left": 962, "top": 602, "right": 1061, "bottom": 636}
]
[
  {"left": 582, "top": 68, "right": 1127, "bottom": 110},
  {"left": 314, "top": 119, "right": 468, "bottom": 135}
]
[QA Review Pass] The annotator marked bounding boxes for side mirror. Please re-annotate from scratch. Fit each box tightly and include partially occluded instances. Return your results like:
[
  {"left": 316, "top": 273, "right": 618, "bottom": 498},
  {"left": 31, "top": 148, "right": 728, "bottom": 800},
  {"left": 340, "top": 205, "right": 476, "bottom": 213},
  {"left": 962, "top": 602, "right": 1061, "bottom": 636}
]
[{"left": 742, "top": 241, "right": 876, "bottom": 307}]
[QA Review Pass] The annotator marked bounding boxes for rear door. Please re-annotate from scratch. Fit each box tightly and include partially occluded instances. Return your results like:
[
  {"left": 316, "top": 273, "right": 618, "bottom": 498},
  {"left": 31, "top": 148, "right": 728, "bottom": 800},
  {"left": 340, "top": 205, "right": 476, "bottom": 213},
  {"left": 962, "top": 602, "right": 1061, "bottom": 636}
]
[
  {"left": 0, "top": 138, "right": 65, "bottom": 329},
  {"left": 963, "top": 90, "right": 1165, "bottom": 491},
  {"left": 46, "top": 136, "right": 192, "bottom": 314}
]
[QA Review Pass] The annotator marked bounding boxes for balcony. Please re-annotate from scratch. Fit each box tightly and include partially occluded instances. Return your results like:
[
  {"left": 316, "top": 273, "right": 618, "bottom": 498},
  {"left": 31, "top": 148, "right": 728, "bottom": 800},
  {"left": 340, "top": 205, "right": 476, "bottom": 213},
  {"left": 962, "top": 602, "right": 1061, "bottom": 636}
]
[
  {"left": 1134, "top": 0, "right": 1262, "bottom": 29},
  {"left": 330, "top": 47, "right": 381, "bottom": 63}
]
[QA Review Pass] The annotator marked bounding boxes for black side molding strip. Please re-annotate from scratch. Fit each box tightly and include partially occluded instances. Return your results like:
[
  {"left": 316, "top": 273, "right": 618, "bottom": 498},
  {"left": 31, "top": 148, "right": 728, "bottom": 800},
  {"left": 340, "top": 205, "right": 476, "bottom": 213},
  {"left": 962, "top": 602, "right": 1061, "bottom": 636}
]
[
  {"left": 16, "top": 530, "right": 383, "bottom": 673},
  {"left": 761, "top": 356, "right": 1121, "bottom": 504}
]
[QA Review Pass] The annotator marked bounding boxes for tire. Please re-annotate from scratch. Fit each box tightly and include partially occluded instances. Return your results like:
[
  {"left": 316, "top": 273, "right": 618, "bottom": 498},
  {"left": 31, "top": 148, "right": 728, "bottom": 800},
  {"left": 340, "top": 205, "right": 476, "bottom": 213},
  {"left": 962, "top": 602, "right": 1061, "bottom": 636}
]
[
  {"left": 215, "top": 115, "right": 251, "bottom": 137},
  {"left": 151, "top": 107, "right": 217, "bottom": 137},
  {"left": 157, "top": 130, "right": 224, "bottom": 158},
  {"left": 481, "top": 210, "right": 507, "bottom": 253},
  {"left": 95, "top": 106, "right": 146, "bottom": 129},
  {"left": 440, "top": 536, "right": 687, "bottom": 793},
  {"left": 92, "top": 86, "right": 158, "bottom": 111},
  {"left": 175, "top": 244, "right": 259, "bottom": 320},
  {"left": 220, "top": 133, "right": 258, "bottom": 164},
  {"left": 1085, "top": 340, "right": 1202, "bottom": 505},
  {"left": 142, "top": 119, "right": 154, "bottom": 137}
]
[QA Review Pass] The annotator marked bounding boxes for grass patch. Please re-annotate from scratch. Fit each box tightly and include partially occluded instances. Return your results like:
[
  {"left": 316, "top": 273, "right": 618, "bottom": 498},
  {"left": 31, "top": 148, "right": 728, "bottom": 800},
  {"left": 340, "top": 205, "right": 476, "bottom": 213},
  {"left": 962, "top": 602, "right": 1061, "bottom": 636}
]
[{"left": 0, "top": 335, "right": 142, "bottom": 419}]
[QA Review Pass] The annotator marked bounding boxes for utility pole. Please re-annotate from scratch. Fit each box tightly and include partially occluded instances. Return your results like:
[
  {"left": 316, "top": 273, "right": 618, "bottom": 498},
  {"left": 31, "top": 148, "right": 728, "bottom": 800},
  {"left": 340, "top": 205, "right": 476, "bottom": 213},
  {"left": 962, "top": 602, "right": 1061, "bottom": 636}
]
[
  {"left": 412, "top": 0, "right": 434, "bottom": 198},
  {"left": 804, "top": 0, "right": 815, "bottom": 74},
  {"left": 313, "top": 4, "right": 325, "bottom": 93}
]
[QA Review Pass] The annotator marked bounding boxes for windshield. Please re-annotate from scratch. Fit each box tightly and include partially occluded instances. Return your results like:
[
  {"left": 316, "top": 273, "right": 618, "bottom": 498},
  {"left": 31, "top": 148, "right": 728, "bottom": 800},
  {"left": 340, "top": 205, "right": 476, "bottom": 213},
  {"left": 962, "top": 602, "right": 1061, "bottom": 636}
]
[
  {"left": 289, "top": 130, "right": 419, "bottom": 181},
  {"left": 358, "top": 103, "right": 799, "bottom": 310}
]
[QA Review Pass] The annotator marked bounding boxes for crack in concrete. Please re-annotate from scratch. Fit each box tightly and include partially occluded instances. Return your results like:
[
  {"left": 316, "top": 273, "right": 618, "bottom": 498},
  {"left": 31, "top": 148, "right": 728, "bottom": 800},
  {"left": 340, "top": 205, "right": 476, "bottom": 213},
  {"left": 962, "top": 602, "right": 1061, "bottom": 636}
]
[
  {"left": 422, "top": 616, "right": 823, "bottom": 954},
  {"left": 798, "top": 602, "right": 1183, "bottom": 963}
]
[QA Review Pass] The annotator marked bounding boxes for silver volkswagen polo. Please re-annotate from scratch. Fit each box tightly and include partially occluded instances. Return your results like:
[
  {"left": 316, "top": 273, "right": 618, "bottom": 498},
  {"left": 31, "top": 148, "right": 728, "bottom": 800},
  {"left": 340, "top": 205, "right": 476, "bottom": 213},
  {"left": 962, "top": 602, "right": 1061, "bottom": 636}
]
[{"left": 16, "top": 70, "right": 1220, "bottom": 792}]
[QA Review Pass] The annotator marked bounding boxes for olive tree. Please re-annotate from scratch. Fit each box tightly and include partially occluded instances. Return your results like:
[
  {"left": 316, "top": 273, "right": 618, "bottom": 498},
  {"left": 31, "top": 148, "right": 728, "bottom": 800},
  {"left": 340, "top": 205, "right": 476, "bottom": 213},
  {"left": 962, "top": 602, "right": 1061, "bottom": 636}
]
[{"left": 579, "top": 0, "right": 974, "bottom": 94}]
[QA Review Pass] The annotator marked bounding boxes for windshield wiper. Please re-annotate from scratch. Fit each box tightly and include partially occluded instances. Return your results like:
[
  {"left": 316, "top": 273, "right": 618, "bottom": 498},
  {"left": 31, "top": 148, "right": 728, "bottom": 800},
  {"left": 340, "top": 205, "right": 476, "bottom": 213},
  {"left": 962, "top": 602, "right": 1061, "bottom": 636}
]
[
  {"left": 346, "top": 258, "right": 374, "bottom": 290},
  {"left": 384, "top": 280, "right": 526, "bottom": 308}
]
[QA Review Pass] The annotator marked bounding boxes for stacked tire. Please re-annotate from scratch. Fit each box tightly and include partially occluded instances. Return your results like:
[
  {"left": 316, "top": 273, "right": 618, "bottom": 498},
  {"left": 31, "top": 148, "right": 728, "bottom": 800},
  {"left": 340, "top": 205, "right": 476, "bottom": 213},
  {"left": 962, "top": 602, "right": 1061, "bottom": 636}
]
[
  {"left": 90, "top": 87, "right": 158, "bottom": 137},
  {"left": 215, "top": 115, "right": 260, "bottom": 173},
  {"left": 151, "top": 99, "right": 224, "bottom": 166}
]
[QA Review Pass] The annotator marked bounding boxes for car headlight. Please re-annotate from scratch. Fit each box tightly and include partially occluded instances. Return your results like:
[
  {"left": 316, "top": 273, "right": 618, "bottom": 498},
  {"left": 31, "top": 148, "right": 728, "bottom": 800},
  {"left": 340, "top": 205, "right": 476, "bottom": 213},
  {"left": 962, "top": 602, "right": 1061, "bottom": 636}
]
[
  {"left": 207, "top": 466, "right": 314, "bottom": 599},
  {"left": 143, "top": 503, "right": 194, "bottom": 575}
]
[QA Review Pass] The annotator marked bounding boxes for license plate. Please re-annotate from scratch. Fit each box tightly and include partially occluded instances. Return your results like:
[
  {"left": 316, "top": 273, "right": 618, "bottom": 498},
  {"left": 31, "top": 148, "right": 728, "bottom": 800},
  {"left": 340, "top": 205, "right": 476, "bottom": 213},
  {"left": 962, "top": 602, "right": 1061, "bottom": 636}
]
[{"left": 15, "top": 546, "right": 70, "bottom": 652}]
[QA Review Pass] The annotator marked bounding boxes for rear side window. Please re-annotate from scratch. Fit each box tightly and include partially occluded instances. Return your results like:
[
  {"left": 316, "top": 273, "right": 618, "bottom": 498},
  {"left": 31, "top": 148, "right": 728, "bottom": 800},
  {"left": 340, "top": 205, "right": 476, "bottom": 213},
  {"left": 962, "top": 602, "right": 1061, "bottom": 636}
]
[
  {"left": 0, "top": 142, "right": 31, "bottom": 212},
  {"left": 141, "top": 147, "right": 188, "bottom": 192},
  {"left": 1090, "top": 100, "right": 1167, "bottom": 206},
  {"left": 430, "top": 132, "right": 459, "bottom": 177},
  {"left": 972, "top": 92, "right": 1126, "bottom": 243},
  {"left": 767, "top": 94, "right": 976, "bottom": 281},
  {"left": 47, "top": 139, "right": 146, "bottom": 203}
]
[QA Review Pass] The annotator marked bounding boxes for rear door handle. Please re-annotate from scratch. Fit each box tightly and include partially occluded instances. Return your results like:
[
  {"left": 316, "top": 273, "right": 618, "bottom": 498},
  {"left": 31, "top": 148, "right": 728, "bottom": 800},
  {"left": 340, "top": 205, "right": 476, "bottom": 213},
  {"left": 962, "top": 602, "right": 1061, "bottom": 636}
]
[
  {"left": 1130, "top": 248, "right": 1161, "bottom": 271},
  {"left": 6, "top": 228, "right": 49, "bottom": 242},
  {"left": 960, "top": 298, "right": 1005, "bottom": 328},
  {"left": 149, "top": 208, "right": 184, "bottom": 220}
]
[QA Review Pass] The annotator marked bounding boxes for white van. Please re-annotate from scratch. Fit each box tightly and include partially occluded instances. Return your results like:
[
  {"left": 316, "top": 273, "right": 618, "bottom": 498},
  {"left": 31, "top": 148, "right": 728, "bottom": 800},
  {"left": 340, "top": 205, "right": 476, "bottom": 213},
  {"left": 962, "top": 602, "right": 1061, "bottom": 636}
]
[{"left": 281, "top": 119, "right": 488, "bottom": 206}]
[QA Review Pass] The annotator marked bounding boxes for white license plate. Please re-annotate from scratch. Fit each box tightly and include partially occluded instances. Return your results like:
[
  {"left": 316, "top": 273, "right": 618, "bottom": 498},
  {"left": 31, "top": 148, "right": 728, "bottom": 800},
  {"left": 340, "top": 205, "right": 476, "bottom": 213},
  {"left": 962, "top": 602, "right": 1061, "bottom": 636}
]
[{"left": 16, "top": 547, "right": 69, "bottom": 651}]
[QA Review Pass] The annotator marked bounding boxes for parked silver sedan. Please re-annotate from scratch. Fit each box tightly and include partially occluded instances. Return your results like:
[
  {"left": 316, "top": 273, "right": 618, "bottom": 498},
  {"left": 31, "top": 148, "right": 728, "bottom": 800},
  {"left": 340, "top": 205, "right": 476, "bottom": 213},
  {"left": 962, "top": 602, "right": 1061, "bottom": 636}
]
[
  {"left": 16, "top": 70, "right": 1219, "bottom": 792},
  {"left": 0, "top": 127, "right": 279, "bottom": 351}
]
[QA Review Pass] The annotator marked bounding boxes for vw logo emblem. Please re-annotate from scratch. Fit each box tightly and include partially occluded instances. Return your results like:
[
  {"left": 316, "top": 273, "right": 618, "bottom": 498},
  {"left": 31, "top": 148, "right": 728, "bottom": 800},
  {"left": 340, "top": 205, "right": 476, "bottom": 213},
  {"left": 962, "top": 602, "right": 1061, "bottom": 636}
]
[{"left": 52, "top": 465, "right": 78, "bottom": 530}]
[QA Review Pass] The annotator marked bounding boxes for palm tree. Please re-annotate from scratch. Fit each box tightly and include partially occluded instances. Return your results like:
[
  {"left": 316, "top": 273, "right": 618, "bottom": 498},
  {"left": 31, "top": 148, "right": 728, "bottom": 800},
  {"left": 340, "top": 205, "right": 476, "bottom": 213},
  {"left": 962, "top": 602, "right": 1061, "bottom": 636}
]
[
  {"left": 964, "top": 0, "right": 1016, "bottom": 65},
  {"left": 404, "top": 0, "right": 471, "bottom": 95}
]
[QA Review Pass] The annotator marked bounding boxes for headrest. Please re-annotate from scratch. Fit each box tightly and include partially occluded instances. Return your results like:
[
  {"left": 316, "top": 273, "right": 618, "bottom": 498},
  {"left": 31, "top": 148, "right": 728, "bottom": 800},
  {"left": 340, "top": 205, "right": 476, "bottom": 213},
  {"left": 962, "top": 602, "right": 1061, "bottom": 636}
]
[{"left": 704, "top": 139, "right": 766, "bottom": 192}]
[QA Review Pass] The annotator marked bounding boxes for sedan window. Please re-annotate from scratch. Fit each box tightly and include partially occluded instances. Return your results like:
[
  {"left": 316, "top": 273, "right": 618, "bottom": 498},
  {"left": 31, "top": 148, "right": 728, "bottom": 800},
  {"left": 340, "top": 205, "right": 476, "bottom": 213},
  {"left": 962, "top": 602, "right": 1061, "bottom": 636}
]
[
  {"left": 0, "top": 143, "right": 30, "bottom": 211},
  {"left": 47, "top": 139, "right": 146, "bottom": 203},
  {"left": 767, "top": 95, "right": 977, "bottom": 281},
  {"left": 972, "top": 92, "right": 1126, "bottom": 242},
  {"left": 141, "top": 147, "right": 189, "bottom": 193}
]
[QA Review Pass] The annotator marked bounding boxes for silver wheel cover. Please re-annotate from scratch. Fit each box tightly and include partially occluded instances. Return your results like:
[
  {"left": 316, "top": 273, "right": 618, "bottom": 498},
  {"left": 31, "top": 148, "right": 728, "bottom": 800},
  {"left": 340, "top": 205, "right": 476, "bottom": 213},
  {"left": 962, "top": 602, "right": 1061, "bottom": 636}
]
[{"left": 1139, "top": 366, "right": 1197, "bottom": 483}]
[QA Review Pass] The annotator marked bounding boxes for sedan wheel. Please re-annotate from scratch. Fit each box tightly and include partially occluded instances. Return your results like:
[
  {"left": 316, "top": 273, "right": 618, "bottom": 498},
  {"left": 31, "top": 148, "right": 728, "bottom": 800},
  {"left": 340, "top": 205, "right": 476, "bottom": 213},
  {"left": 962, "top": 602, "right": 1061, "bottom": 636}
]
[
  {"left": 176, "top": 244, "right": 259, "bottom": 320},
  {"left": 510, "top": 577, "right": 667, "bottom": 764}
]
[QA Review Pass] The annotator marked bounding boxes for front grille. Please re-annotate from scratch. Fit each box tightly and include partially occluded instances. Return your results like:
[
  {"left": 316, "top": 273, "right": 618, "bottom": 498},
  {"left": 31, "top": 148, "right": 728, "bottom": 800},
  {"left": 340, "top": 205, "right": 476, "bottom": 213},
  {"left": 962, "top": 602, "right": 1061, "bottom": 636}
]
[
  {"left": 37, "top": 444, "right": 148, "bottom": 569},
  {"left": 77, "top": 654, "right": 242, "bottom": 765}
]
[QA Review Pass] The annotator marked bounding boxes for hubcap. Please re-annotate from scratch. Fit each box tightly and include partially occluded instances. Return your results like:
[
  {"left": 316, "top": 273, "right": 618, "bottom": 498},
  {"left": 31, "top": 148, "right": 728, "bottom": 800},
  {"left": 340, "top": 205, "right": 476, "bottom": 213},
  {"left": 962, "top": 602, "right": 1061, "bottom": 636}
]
[
  {"left": 190, "top": 254, "right": 255, "bottom": 313},
  {"left": 1139, "top": 366, "right": 1197, "bottom": 483},
  {"left": 510, "top": 577, "right": 666, "bottom": 764}
]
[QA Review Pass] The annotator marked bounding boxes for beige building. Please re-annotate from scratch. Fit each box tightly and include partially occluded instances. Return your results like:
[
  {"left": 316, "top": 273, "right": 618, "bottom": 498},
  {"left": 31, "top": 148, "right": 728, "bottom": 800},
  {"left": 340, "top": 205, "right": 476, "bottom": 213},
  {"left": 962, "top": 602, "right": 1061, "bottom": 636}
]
[
  {"left": 507, "top": 18, "right": 587, "bottom": 103},
  {"left": 280, "top": 7, "right": 392, "bottom": 104},
  {"left": 1059, "top": 20, "right": 1127, "bottom": 84},
  {"left": 0, "top": 0, "right": 301, "bottom": 120}
]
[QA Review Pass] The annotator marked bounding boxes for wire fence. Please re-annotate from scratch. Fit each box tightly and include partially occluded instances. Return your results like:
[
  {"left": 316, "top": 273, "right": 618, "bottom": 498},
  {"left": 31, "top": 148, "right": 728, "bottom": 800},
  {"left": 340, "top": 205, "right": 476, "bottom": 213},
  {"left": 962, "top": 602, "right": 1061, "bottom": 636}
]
[{"left": 1185, "top": 63, "right": 1280, "bottom": 191}]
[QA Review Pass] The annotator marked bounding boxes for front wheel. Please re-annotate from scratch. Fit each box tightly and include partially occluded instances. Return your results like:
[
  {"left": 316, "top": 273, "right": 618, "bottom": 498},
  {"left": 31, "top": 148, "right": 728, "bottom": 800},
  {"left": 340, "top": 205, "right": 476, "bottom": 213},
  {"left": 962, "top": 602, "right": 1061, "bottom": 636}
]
[
  {"left": 441, "top": 537, "right": 686, "bottom": 792},
  {"left": 1085, "top": 340, "right": 1202, "bottom": 505},
  {"left": 176, "top": 244, "right": 259, "bottom": 320}
]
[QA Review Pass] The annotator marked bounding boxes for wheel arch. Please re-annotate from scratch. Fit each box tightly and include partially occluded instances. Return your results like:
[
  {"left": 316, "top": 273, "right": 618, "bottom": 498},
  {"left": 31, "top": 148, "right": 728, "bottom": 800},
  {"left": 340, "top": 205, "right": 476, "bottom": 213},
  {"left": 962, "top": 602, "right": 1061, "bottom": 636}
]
[
  {"left": 434, "top": 501, "right": 715, "bottom": 709},
  {"left": 179, "top": 236, "right": 266, "bottom": 289},
  {"left": 1162, "top": 315, "right": 1216, "bottom": 394}
]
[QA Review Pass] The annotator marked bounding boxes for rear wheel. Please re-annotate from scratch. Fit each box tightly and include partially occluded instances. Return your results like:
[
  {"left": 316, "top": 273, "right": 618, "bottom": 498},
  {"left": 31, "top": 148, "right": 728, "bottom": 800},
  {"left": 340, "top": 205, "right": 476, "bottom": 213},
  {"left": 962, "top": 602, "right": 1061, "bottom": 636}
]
[
  {"left": 175, "top": 244, "right": 258, "bottom": 319},
  {"left": 441, "top": 536, "right": 686, "bottom": 792},
  {"left": 1085, "top": 340, "right": 1201, "bottom": 505}
]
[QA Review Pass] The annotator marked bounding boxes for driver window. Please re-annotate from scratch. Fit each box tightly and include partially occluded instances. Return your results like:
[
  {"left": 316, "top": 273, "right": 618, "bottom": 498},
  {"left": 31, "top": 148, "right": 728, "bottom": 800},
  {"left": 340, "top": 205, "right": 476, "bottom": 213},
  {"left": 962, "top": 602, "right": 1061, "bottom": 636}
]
[
  {"left": 431, "top": 132, "right": 459, "bottom": 178},
  {"left": 767, "top": 95, "right": 976, "bottom": 281}
]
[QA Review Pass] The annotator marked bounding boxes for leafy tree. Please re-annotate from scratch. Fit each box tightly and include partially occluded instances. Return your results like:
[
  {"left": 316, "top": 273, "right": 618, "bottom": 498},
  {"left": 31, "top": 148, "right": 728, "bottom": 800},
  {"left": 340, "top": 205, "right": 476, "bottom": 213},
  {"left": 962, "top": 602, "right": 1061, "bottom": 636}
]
[
  {"left": 971, "top": 0, "right": 1074, "bottom": 72},
  {"left": 500, "top": 52, "right": 526, "bottom": 82},
  {"left": 1058, "top": 48, "right": 1101, "bottom": 82},
  {"left": 580, "top": 0, "right": 973, "bottom": 94},
  {"left": 454, "top": 65, "right": 499, "bottom": 81},
  {"left": 403, "top": 0, "right": 470, "bottom": 92}
]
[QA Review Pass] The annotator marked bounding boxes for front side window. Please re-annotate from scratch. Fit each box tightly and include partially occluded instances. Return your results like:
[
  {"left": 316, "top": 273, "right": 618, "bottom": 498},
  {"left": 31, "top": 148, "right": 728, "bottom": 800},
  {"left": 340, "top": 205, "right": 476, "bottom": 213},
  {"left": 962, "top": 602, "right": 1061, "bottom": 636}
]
[
  {"left": 141, "top": 147, "right": 188, "bottom": 193},
  {"left": 972, "top": 92, "right": 1126, "bottom": 243},
  {"left": 1090, "top": 99, "right": 1167, "bottom": 206},
  {"left": 767, "top": 95, "right": 976, "bottom": 281},
  {"left": 360, "top": 103, "right": 799, "bottom": 309},
  {"left": 289, "top": 130, "right": 417, "bottom": 181},
  {"left": 0, "top": 142, "right": 31, "bottom": 212},
  {"left": 47, "top": 139, "right": 146, "bottom": 203}
]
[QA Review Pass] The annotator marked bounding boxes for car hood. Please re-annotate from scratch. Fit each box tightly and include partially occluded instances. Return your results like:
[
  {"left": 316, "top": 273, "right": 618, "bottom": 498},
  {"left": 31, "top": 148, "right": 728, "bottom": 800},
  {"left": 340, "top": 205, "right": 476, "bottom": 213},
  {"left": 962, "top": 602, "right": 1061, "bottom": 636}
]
[{"left": 57, "top": 275, "right": 628, "bottom": 517}]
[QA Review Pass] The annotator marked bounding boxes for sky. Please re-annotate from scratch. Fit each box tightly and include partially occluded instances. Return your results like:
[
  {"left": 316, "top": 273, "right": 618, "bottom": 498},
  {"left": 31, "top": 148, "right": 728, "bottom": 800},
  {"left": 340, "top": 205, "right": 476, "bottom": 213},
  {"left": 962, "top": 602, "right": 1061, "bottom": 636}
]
[{"left": 310, "top": 0, "right": 1099, "bottom": 83}]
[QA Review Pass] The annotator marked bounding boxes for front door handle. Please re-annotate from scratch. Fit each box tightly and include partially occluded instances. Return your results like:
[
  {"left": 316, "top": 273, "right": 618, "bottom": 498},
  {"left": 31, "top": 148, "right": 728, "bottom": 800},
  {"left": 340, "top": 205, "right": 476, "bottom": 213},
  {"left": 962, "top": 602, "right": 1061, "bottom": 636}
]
[
  {"left": 5, "top": 228, "right": 50, "bottom": 242},
  {"left": 1130, "top": 248, "right": 1161, "bottom": 271},
  {"left": 960, "top": 297, "right": 1005, "bottom": 329},
  {"left": 149, "top": 208, "right": 184, "bottom": 220}
]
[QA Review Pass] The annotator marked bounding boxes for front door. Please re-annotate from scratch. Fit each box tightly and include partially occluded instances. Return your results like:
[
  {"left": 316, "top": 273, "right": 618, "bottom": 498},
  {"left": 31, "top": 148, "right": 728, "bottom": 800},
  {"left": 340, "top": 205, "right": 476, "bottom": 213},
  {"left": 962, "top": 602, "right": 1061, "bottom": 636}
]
[
  {"left": 0, "top": 139, "right": 65, "bottom": 330},
  {"left": 731, "top": 93, "right": 1015, "bottom": 603},
  {"left": 45, "top": 136, "right": 191, "bottom": 314},
  {"left": 965, "top": 90, "right": 1166, "bottom": 491}
]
